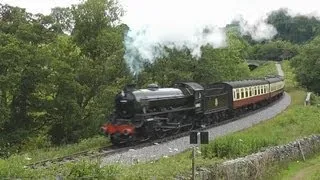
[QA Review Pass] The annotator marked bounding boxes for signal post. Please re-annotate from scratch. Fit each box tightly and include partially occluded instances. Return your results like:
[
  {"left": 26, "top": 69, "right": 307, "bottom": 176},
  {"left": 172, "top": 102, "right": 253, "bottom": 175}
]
[{"left": 190, "top": 131, "right": 209, "bottom": 180}]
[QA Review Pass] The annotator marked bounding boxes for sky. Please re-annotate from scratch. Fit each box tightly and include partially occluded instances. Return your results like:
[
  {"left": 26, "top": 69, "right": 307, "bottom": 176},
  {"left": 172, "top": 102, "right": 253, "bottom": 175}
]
[
  {"left": 2, "top": 0, "right": 320, "bottom": 73},
  {"left": 2, "top": 0, "right": 320, "bottom": 23}
]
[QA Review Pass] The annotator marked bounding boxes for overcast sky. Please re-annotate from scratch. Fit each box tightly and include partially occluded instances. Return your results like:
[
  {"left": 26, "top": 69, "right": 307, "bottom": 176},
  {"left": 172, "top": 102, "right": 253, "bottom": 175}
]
[{"left": 2, "top": 0, "right": 320, "bottom": 25}]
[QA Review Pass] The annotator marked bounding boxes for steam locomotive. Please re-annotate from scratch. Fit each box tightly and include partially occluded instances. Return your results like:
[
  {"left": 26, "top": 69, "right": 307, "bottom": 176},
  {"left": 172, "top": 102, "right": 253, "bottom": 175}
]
[{"left": 100, "top": 76, "right": 284, "bottom": 145}]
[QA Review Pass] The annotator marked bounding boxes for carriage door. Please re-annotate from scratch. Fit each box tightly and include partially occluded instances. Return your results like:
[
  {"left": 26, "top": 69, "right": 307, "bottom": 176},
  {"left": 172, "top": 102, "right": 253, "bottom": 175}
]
[{"left": 194, "top": 90, "right": 203, "bottom": 113}]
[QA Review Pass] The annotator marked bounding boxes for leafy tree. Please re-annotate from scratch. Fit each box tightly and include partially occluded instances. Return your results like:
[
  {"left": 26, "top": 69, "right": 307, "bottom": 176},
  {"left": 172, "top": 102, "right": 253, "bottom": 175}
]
[
  {"left": 197, "top": 31, "right": 250, "bottom": 83},
  {"left": 50, "top": 7, "right": 74, "bottom": 34},
  {"left": 291, "top": 36, "right": 320, "bottom": 94},
  {"left": 0, "top": 4, "right": 58, "bottom": 130},
  {"left": 44, "top": 0, "right": 131, "bottom": 144},
  {"left": 247, "top": 40, "right": 299, "bottom": 61},
  {"left": 267, "top": 9, "right": 320, "bottom": 44},
  {"left": 137, "top": 31, "right": 251, "bottom": 88},
  {"left": 0, "top": 4, "right": 62, "bottom": 153},
  {"left": 137, "top": 47, "right": 196, "bottom": 87}
]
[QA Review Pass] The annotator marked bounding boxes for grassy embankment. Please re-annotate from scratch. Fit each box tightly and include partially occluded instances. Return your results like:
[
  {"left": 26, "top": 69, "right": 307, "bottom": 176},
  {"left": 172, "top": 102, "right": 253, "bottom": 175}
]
[
  {"left": 249, "top": 61, "right": 278, "bottom": 78},
  {"left": 272, "top": 153, "right": 320, "bottom": 180},
  {"left": 1, "top": 60, "right": 320, "bottom": 179}
]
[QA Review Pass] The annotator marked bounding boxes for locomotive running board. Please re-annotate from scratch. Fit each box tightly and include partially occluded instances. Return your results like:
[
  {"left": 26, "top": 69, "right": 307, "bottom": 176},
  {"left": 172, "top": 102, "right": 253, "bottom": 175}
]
[
  {"left": 135, "top": 107, "right": 196, "bottom": 117},
  {"left": 160, "top": 123, "right": 191, "bottom": 129}
]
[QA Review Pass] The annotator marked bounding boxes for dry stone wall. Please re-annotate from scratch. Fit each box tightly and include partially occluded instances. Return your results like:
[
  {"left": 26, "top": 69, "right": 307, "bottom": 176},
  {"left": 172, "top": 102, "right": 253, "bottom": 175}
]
[{"left": 178, "top": 134, "right": 320, "bottom": 180}]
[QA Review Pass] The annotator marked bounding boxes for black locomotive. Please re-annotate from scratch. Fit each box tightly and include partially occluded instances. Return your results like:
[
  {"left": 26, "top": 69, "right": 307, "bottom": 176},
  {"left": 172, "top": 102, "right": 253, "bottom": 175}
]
[{"left": 101, "top": 75, "right": 284, "bottom": 145}]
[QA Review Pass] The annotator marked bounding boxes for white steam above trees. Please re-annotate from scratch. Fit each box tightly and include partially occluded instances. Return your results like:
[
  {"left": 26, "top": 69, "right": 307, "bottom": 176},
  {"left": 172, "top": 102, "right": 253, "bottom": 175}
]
[{"left": 120, "top": 0, "right": 320, "bottom": 74}]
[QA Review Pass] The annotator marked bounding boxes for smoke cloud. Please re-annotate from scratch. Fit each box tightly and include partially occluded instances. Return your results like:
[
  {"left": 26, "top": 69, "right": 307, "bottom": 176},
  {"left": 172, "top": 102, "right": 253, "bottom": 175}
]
[
  {"left": 119, "top": 0, "right": 320, "bottom": 74},
  {"left": 120, "top": 0, "right": 276, "bottom": 74},
  {"left": 123, "top": 25, "right": 228, "bottom": 74}
]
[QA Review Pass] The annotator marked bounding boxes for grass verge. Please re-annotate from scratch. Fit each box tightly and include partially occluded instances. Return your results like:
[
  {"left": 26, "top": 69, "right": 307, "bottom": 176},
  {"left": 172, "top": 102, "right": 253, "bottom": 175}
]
[
  {"left": 271, "top": 153, "right": 320, "bottom": 180},
  {"left": 1, "top": 135, "right": 109, "bottom": 164},
  {"left": 250, "top": 61, "right": 278, "bottom": 78}
]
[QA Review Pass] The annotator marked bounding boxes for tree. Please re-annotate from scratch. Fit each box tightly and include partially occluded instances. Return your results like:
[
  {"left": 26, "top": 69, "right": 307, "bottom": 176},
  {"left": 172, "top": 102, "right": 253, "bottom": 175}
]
[
  {"left": 50, "top": 7, "right": 74, "bottom": 34},
  {"left": 247, "top": 40, "right": 299, "bottom": 61},
  {"left": 197, "top": 31, "right": 251, "bottom": 84},
  {"left": 267, "top": 9, "right": 320, "bottom": 44},
  {"left": 137, "top": 47, "right": 196, "bottom": 87},
  {"left": 291, "top": 36, "right": 320, "bottom": 94},
  {"left": 137, "top": 31, "right": 251, "bottom": 88},
  {"left": 42, "top": 0, "right": 131, "bottom": 144}
]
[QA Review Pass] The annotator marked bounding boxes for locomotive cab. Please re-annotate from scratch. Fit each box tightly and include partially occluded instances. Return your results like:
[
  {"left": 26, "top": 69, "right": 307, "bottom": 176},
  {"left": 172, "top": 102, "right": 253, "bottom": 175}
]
[
  {"left": 173, "top": 82, "right": 204, "bottom": 113},
  {"left": 115, "top": 91, "right": 136, "bottom": 119}
]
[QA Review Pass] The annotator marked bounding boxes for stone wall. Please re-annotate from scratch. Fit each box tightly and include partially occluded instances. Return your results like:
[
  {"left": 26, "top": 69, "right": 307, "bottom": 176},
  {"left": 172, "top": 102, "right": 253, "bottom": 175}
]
[{"left": 179, "top": 134, "right": 320, "bottom": 180}]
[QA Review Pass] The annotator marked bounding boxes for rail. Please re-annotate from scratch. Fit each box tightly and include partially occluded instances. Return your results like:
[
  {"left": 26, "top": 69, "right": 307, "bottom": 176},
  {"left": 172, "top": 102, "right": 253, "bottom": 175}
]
[{"left": 305, "top": 92, "right": 312, "bottom": 106}]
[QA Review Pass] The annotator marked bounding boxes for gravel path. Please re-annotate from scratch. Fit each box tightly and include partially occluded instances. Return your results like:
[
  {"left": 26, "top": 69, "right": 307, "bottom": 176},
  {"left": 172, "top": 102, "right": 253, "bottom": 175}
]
[
  {"left": 100, "top": 92, "right": 291, "bottom": 166},
  {"left": 276, "top": 62, "right": 284, "bottom": 76}
]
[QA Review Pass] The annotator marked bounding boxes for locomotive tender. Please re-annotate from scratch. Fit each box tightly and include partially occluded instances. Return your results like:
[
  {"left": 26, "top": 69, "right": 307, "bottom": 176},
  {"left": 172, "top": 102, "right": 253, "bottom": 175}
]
[{"left": 101, "top": 76, "right": 284, "bottom": 145}]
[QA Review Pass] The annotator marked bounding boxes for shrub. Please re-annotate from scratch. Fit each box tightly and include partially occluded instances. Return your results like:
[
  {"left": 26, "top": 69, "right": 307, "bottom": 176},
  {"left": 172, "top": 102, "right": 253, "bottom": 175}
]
[
  {"left": 66, "top": 161, "right": 121, "bottom": 180},
  {"left": 201, "top": 135, "right": 277, "bottom": 159}
]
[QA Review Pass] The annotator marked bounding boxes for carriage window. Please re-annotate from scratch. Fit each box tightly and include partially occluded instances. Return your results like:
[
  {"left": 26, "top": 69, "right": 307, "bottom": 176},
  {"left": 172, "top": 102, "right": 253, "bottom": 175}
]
[
  {"left": 249, "top": 88, "right": 252, "bottom": 96},
  {"left": 265, "top": 85, "right": 268, "bottom": 93},
  {"left": 258, "top": 86, "right": 261, "bottom": 94},
  {"left": 262, "top": 86, "right": 264, "bottom": 94},
  {"left": 236, "top": 89, "right": 240, "bottom": 99},
  {"left": 255, "top": 87, "right": 257, "bottom": 95},
  {"left": 241, "top": 89, "right": 244, "bottom": 98},
  {"left": 245, "top": 88, "right": 249, "bottom": 97}
]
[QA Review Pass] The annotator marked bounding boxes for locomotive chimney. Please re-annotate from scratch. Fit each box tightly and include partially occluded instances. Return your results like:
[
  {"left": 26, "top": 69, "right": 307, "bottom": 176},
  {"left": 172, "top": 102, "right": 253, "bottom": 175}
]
[
  {"left": 147, "top": 83, "right": 159, "bottom": 91},
  {"left": 124, "top": 84, "right": 136, "bottom": 92}
]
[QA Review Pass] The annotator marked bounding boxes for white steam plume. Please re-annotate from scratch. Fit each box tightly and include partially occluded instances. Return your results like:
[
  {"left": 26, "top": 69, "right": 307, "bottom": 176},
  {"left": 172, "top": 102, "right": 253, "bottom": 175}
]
[
  {"left": 123, "top": 25, "right": 227, "bottom": 74},
  {"left": 235, "top": 16, "right": 277, "bottom": 42},
  {"left": 119, "top": 0, "right": 320, "bottom": 74}
]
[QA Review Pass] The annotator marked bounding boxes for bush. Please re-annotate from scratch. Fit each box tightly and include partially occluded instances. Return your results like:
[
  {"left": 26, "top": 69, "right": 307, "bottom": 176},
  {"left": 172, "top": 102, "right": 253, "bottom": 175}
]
[
  {"left": 201, "top": 135, "right": 277, "bottom": 159},
  {"left": 66, "top": 161, "right": 121, "bottom": 180},
  {"left": 21, "top": 131, "right": 52, "bottom": 151},
  {"left": 310, "top": 93, "right": 320, "bottom": 106}
]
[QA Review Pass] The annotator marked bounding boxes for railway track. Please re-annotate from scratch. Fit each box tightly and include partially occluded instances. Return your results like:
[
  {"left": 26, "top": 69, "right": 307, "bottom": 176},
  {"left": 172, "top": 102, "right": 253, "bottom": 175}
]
[{"left": 26, "top": 95, "right": 284, "bottom": 169}]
